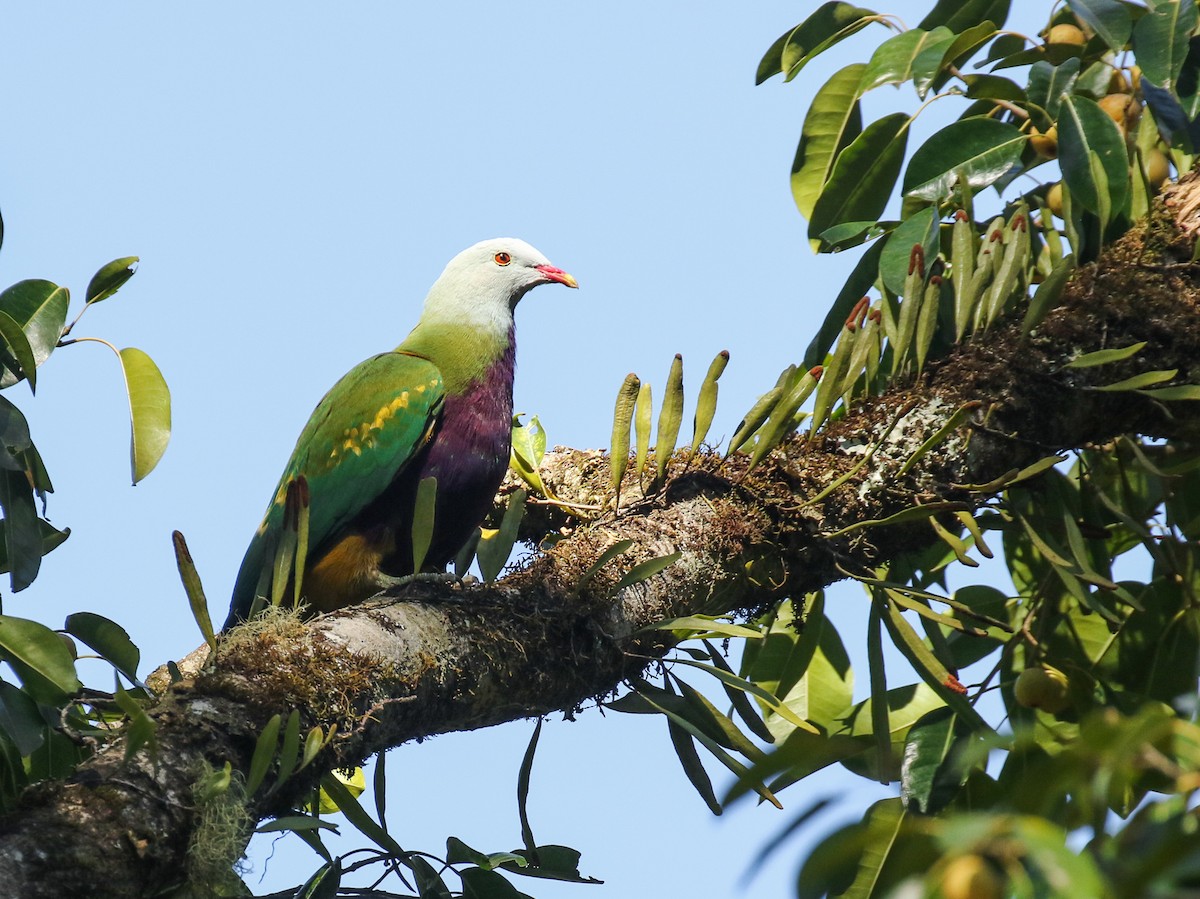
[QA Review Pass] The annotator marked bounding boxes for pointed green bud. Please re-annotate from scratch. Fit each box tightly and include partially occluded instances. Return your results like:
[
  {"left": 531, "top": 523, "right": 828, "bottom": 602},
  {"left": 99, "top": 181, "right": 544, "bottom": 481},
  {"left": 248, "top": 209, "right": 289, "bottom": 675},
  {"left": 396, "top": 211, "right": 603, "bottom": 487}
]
[
  {"left": 690, "top": 350, "right": 729, "bottom": 455},
  {"left": 728, "top": 365, "right": 793, "bottom": 456},
  {"left": 609, "top": 373, "right": 641, "bottom": 495},
  {"left": 655, "top": 354, "right": 684, "bottom": 484},
  {"left": 634, "top": 381, "right": 652, "bottom": 477}
]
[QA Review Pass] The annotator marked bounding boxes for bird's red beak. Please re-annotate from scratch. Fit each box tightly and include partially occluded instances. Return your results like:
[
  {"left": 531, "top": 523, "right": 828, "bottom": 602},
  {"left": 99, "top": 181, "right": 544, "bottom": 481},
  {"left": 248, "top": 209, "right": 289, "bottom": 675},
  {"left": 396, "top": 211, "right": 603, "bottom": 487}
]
[{"left": 536, "top": 264, "right": 579, "bottom": 289}]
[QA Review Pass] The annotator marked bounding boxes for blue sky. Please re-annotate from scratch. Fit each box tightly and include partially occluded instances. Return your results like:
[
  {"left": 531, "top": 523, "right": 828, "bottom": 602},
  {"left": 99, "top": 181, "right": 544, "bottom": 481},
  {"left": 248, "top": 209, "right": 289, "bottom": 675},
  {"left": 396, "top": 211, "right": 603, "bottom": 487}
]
[{"left": 0, "top": 3, "right": 1046, "bottom": 896}]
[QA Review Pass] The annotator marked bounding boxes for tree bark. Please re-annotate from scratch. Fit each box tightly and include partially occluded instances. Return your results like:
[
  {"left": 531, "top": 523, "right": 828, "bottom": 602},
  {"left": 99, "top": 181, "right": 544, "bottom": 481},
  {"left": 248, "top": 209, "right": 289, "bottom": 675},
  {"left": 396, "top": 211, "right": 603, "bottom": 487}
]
[{"left": 1, "top": 182, "right": 1200, "bottom": 898}]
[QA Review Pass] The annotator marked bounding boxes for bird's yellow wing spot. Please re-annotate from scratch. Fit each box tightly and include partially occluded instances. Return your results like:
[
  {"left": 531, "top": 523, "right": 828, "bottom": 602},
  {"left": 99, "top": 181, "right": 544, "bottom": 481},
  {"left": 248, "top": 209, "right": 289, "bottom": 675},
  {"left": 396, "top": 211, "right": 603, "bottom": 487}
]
[{"left": 323, "top": 384, "right": 441, "bottom": 469}]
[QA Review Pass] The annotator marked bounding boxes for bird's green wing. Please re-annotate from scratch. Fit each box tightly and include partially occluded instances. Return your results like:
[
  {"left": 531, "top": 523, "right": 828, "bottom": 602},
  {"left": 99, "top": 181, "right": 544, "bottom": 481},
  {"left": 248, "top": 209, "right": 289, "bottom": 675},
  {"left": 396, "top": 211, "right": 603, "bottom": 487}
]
[{"left": 226, "top": 351, "right": 444, "bottom": 625}]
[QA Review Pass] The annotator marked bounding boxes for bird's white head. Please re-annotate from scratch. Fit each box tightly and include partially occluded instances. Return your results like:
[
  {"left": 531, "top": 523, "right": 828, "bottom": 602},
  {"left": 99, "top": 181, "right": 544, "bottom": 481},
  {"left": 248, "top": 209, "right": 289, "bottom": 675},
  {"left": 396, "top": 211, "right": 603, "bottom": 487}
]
[{"left": 420, "top": 237, "right": 577, "bottom": 336}]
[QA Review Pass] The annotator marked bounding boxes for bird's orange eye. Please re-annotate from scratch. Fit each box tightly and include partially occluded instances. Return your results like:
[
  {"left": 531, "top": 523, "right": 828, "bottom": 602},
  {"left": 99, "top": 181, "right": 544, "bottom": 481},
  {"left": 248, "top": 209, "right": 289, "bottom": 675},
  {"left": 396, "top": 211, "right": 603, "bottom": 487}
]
[{"left": 494, "top": 252, "right": 512, "bottom": 266}]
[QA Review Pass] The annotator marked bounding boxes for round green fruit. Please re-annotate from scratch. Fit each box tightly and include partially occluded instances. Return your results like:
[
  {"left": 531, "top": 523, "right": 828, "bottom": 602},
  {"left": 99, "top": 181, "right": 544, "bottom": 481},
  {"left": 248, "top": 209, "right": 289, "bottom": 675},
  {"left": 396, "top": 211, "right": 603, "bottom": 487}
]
[
  {"left": 1046, "top": 182, "right": 1064, "bottom": 218},
  {"left": 941, "top": 855, "right": 1004, "bottom": 899},
  {"left": 1014, "top": 665, "right": 1070, "bottom": 714},
  {"left": 1047, "top": 23, "right": 1085, "bottom": 46}
]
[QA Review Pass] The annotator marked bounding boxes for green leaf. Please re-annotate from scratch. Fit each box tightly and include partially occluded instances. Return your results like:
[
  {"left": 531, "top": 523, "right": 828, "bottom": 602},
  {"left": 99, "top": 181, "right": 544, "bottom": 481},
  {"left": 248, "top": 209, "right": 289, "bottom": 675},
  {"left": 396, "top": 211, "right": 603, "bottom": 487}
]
[
  {"left": 409, "top": 856, "right": 453, "bottom": 899},
  {"left": 274, "top": 710, "right": 301, "bottom": 793},
  {"left": 793, "top": 65, "right": 865, "bottom": 228},
  {"left": 447, "top": 836, "right": 527, "bottom": 871},
  {"left": 461, "top": 867, "right": 535, "bottom": 899},
  {"left": 880, "top": 208, "right": 938, "bottom": 296},
  {"left": 0, "top": 519, "right": 68, "bottom": 577},
  {"left": 866, "top": 603, "right": 891, "bottom": 782},
  {"left": 840, "top": 798, "right": 914, "bottom": 899},
  {"left": 1064, "top": 341, "right": 1147, "bottom": 368},
  {"left": 797, "top": 818, "right": 871, "bottom": 898},
  {"left": 962, "top": 73, "right": 1026, "bottom": 103},
  {"left": 740, "top": 596, "right": 816, "bottom": 699},
  {"left": 902, "top": 118, "right": 1024, "bottom": 202},
  {"left": 0, "top": 680, "right": 45, "bottom": 757},
  {"left": 510, "top": 415, "right": 551, "bottom": 497},
  {"left": 301, "top": 724, "right": 326, "bottom": 770},
  {"left": 756, "top": 3, "right": 880, "bottom": 85},
  {"left": 613, "top": 551, "right": 681, "bottom": 591},
  {"left": 918, "top": 0, "right": 1010, "bottom": 32},
  {"left": 246, "top": 714, "right": 282, "bottom": 796},
  {"left": 295, "top": 858, "right": 342, "bottom": 899},
  {"left": 627, "top": 678, "right": 780, "bottom": 807},
  {"left": 516, "top": 719, "right": 541, "bottom": 856},
  {"left": 411, "top": 476, "right": 437, "bottom": 572},
  {"left": 816, "top": 220, "right": 887, "bottom": 252},
  {"left": 118, "top": 347, "right": 171, "bottom": 484},
  {"left": 697, "top": 641, "right": 775, "bottom": 742},
  {"left": 860, "top": 29, "right": 938, "bottom": 92},
  {"left": 0, "top": 281, "right": 69, "bottom": 389},
  {"left": 288, "top": 824, "right": 333, "bottom": 862},
  {"left": 85, "top": 257, "right": 139, "bottom": 305},
  {"left": 900, "top": 708, "right": 970, "bottom": 814},
  {"left": 501, "top": 845, "right": 599, "bottom": 883},
  {"left": 0, "top": 469, "right": 41, "bottom": 592},
  {"left": 1026, "top": 58, "right": 1080, "bottom": 123},
  {"left": 1132, "top": 0, "right": 1198, "bottom": 88},
  {"left": 318, "top": 771, "right": 405, "bottom": 856},
  {"left": 1137, "top": 383, "right": 1200, "bottom": 400},
  {"left": 909, "top": 27, "right": 958, "bottom": 98},
  {"left": 0, "top": 392, "right": 32, "bottom": 473},
  {"left": 576, "top": 539, "right": 633, "bottom": 593},
  {"left": 927, "top": 21, "right": 1001, "bottom": 93},
  {"left": 475, "top": 489, "right": 526, "bottom": 583},
  {"left": 256, "top": 815, "right": 340, "bottom": 835},
  {"left": 667, "top": 716, "right": 722, "bottom": 814},
  {"left": 809, "top": 113, "right": 910, "bottom": 245},
  {"left": 1066, "top": 0, "right": 1132, "bottom": 51},
  {"left": 880, "top": 597, "right": 988, "bottom": 728},
  {"left": 643, "top": 616, "right": 761, "bottom": 640},
  {"left": 1094, "top": 369, "right": 1178, "bottom": 391},
  {"left": 1057, "top": 94, "right": 1129, "bottom": 230},
  {"left": 0, "top": 311, "right": 38, "bottom": 394},
  {"left": 774, "top": 609, "right": 854, "bottom": 734},
  {"left": 1022, "top": 254, "right": 1075, "bottom": 336},
  {"left": 63, "top": 612, "right": 139, "bottom": 683},
  {"left": 827, "top": 500, "right": 968, "bottom": 538},
  {"left": 113, "top": 686, "right": 156, "bottom": 761}
]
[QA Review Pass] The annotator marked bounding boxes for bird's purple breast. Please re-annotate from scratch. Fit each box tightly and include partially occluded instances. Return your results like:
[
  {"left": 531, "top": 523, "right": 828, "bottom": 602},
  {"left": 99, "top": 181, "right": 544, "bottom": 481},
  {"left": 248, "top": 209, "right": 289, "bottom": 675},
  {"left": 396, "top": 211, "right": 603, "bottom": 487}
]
[{"left": 413, "top": 335, "right": 516, "bottom": 566}]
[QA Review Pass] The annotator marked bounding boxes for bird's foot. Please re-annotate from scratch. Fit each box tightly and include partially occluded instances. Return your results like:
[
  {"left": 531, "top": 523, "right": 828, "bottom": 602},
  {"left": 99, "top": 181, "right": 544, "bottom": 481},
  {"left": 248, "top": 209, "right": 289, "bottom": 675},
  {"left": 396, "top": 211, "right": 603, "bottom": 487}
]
[{"left": 375, "top": 571, "right": 463, "bottom": 594}]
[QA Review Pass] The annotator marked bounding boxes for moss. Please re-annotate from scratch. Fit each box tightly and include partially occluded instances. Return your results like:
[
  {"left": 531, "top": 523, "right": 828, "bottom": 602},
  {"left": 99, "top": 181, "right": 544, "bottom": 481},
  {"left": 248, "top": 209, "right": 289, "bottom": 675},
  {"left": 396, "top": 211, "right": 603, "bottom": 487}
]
[
  {"left": 184, "top": 763, "right": 252, "bottom": 898},
  {"left": 203, "top": 607, "right": 394, "bottom": 733}
]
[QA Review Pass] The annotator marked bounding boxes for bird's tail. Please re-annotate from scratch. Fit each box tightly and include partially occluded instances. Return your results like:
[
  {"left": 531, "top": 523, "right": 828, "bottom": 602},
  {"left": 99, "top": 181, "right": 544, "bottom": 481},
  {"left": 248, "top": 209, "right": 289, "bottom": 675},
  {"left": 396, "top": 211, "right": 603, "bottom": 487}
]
[{"left": 224, "top": 532, "right": 269, "bottom": 630}]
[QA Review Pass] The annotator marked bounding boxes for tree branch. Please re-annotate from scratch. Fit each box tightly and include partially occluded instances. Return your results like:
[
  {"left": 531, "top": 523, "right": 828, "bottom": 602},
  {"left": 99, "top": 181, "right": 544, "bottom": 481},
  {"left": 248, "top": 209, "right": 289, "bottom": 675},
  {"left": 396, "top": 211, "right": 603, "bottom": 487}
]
[{"left": 2, "top": 184, "right": 1200, "bottom": 898}]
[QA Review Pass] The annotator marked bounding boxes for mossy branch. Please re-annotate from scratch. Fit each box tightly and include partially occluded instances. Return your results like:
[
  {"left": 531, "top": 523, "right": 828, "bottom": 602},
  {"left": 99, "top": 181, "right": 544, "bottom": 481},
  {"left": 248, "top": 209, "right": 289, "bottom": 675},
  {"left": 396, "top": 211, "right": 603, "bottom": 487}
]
[{"left": 1, "top": 182, "right": 1200, "bottom": 898}]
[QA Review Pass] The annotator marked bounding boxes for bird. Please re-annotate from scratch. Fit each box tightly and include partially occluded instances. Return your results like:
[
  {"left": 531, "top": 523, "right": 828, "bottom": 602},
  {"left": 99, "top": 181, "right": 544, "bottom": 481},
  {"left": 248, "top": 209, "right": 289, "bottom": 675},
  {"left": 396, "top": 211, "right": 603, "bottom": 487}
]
[{"left": 223, "top": 237, "right": 577, "bottom": 629}]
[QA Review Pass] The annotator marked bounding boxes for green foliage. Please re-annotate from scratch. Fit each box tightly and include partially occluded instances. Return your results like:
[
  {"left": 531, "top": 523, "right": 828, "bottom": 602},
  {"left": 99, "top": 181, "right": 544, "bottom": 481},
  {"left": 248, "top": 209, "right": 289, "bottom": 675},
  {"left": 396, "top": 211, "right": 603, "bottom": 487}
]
[
  {"left": 548, "top": 5, "right": 1200, "bottom": 896},
  {"left": 726, "top": 0, "right": 1200, "bottom": 474},
  {"left": 2, "top": 4, "right": 1200, "bottom": 897},
  {"left": 0, "top": 239, "right": 177, "bottom": 829}
]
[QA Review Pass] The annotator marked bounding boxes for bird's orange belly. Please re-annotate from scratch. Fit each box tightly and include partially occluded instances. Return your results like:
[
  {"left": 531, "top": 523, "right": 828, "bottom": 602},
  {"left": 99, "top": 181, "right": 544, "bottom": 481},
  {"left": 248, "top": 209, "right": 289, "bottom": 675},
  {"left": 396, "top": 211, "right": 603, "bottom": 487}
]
[{"left": 304, "top": 531, "right": 394, "bottom": 612}]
